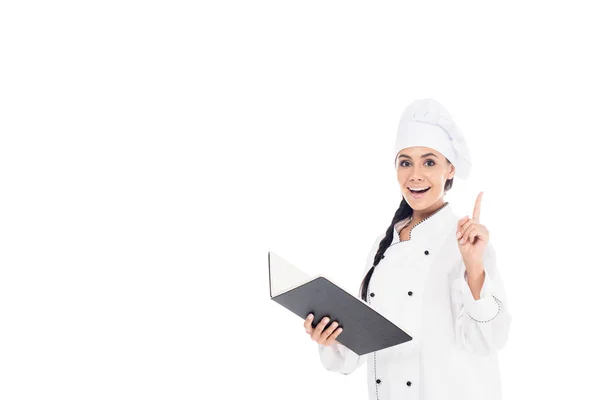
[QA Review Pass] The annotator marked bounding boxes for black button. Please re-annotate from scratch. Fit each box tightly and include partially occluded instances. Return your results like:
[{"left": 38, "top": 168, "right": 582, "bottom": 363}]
[
  {"left": 406, "top": 381, "right": 412, "bottom": 386},
  {"left": 370, "top": 293, "right": 375, "bottom": 297},
  {"left": 424, "top": 250, "right": 429, "bottom": 255},
  {"left": 376, "top": 379, "right": 381, "bottom": 384},
  {"left": 408, "top": 291, "right": 413, "bottom": 296}
]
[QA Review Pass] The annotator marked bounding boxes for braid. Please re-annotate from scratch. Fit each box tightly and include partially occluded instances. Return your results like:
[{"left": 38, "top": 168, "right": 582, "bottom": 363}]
[{"left": 358, "top": 198, "right": 413, "bottom": 302}]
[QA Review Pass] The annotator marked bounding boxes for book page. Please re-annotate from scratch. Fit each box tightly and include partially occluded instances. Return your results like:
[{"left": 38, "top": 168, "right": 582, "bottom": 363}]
[{"left": 268, "top": 252, "right": 312, "bottom": 297}]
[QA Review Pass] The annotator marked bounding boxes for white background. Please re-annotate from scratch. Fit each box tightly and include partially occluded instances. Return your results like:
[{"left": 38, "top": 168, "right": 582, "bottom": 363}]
[{"left": 1, "top": 1, "right": 599, "bottom": 399}]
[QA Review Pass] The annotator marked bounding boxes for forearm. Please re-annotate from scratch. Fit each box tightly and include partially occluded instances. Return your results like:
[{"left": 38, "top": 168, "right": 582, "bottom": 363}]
[
  {"left": 465, "top": 264, "right": 485, "bottom": 300},
  {"left": 318, "top": 341, "right": 364, "bottom": 374},
  {"left": 453, "top": 244, "right": 512, "bottom": 355}
]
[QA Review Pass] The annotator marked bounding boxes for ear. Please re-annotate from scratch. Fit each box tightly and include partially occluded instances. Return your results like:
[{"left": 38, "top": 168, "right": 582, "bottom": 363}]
[{"left": 447, "top": 164, "right": 456, "bottom": 180}]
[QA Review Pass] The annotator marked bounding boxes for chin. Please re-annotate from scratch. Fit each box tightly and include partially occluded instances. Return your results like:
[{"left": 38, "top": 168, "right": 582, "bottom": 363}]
[{"left": 406, "top": 200, "right": 433, "bottom": 210}]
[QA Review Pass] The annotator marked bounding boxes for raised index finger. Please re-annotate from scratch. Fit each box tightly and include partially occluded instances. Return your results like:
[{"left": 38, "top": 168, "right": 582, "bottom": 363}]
[{"left": 473, "top": 192, "right": 483, "bottom": 223}]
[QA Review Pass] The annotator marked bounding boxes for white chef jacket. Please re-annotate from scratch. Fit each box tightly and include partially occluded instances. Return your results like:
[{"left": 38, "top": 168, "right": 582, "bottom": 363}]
[{"left": 317, "top": 201, "right": 511, "bottom": 400}]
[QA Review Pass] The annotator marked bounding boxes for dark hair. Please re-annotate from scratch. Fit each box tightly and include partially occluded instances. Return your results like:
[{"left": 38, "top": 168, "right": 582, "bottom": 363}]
[{"left": 358, "top": 159, "right": 454, "bottom": 302}]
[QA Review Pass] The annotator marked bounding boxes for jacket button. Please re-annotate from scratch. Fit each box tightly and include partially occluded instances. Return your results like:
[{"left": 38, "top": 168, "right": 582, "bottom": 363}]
[
  {"left": 376, "top": 379, "right": 381, "bottom": 384},
  {"left": 406, "top": 381, "right": 412, "bottom": 386},
  {"left": 370, "top": 293, "right": 375, "bottom": 297},
  {"left": 424, "top": 250, "right": 429, "bottom": 255},
  {"left": 408, "top": 291, "right": 413, "bottom": 296}
]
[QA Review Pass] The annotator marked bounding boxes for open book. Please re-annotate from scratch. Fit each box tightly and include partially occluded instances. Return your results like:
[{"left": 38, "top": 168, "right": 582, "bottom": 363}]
[{"left": 268, "top": 251, "right": 412, "bottom": 356}]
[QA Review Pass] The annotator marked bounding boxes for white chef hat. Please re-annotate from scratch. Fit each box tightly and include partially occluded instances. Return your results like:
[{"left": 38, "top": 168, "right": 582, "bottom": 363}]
[{"left": 393, "top": 98, "right": 472, "bottom": 179}]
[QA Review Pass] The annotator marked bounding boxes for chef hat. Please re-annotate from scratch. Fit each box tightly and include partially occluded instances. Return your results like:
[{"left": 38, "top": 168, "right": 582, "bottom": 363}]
[{"left": 393, "top": 98, "right": 472, "bottom": 179}]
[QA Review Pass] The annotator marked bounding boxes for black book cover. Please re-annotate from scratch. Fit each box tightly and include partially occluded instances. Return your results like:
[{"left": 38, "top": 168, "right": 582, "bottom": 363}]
[{"left": 268, "top": 251, "right": 412, "bottom": 356}]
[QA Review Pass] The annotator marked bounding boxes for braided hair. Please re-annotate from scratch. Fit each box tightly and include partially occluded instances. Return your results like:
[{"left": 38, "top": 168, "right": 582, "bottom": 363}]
[{"left": 358, "top": 161, "right": 454, "bottom": 302}]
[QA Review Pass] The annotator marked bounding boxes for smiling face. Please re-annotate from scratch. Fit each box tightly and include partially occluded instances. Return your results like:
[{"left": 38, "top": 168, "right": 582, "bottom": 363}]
[{"left": 395, "top": 146, "right": 455, "bottom": 211}]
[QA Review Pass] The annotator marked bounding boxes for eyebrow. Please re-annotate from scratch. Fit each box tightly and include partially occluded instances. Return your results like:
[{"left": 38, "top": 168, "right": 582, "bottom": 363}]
[{"left": 397, "top": 152, "right": 439, "bottom": 160}]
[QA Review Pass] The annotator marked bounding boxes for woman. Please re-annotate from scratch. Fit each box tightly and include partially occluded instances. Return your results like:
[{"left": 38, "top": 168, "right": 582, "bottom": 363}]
[{"left": 302, "top": 99, "right": 512, "bottom": 400}]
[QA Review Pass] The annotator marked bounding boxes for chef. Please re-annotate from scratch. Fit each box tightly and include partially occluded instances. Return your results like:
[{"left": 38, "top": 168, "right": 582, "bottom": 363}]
[{"left": 303, "top": 98, "right": 512, "bottom": 400}]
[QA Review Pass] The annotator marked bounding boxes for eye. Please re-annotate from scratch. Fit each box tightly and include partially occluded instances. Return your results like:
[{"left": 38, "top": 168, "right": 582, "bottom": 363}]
[
  {"left": 425, "top": 159, "right": 435, "bottom": 166},
  {"left": 399, "top": 160, "right": 410, "bottom": 167}
]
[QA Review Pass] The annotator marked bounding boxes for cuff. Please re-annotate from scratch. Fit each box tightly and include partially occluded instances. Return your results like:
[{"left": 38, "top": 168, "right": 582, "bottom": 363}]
[{"left": 461, "top": 266, "right": 501, "bottom": 323}]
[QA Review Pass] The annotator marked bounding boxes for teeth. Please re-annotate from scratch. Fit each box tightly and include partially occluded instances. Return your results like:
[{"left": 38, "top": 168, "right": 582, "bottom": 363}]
[{"left": 409, "top": 187, "right": 430, "bottom": 192}]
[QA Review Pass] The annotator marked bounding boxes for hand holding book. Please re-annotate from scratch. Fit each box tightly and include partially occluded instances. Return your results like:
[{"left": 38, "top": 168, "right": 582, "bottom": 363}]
[{"left": 304, "top": 313, "right": 343, "bottom": 347}]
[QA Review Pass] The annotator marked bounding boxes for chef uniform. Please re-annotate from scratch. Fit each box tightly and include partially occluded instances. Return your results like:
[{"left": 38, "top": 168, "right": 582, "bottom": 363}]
[{"left": 317, "top": 99, "right": 512, "bottom": 400}]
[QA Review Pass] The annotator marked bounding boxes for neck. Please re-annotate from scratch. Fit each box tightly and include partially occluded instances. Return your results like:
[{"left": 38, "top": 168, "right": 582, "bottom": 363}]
[{"left": 411, "top": 200, "right": 448, "bottom": 225}]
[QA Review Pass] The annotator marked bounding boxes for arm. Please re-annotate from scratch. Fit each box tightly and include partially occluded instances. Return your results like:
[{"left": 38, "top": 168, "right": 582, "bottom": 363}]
[
  {"left": 450, "top": 242, "right": 512, "bottom": 356},
  {"left": 317, "top": 233, "right": 384, "bottom": 374},
  {"left": 318, "top": 340, "right": 366, "bottom": 374}
]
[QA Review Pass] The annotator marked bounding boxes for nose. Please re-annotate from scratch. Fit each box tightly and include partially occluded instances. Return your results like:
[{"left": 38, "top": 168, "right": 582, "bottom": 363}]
[
  {"left": 409, "top": 164, "right": 426, "bottom": 181},
  {"left": 410, "top": 173, "right": 425, "bottom": 182}
]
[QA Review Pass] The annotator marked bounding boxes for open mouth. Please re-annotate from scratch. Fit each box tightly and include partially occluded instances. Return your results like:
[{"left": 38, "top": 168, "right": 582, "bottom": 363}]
[{"left": 409, "top": 187, "right": 431, "bottom": 195}]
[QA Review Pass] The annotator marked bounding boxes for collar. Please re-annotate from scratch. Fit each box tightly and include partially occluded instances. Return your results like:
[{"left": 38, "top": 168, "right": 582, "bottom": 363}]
[{"left": 392, "top": 201, "right": 457, "bottom": 243}]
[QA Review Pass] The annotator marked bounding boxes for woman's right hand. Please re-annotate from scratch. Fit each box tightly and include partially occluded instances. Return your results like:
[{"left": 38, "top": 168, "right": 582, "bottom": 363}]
[{"left": 304, "top": 313, "right": 343, "bottom": 346}]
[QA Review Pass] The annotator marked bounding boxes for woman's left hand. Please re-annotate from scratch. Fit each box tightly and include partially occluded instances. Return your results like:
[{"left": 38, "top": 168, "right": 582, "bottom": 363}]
[{"left": 456, "top": 192, "right": 489, "bottom": 271}]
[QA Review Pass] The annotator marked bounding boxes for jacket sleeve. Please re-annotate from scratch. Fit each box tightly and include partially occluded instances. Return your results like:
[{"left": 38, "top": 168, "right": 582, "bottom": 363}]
[
  {"left": 318, "top": 340, "right": 366, "bottom": 374},
  {"left": 450, "top": 241, "right": 512, "bottom": 356},
  {"left": 317, "top": 233, "right": 384, "bottom": 374}
]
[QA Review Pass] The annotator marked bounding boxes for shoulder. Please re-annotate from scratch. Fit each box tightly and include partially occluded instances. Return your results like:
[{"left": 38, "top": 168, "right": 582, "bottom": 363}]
[
  {"left": 374, "top": 231, "right": 387, "bottom": 243},
  {"left": 367, "top": 232, "right": 386, "bottom": 254},
  {"left": 366, "top": 231, "right": 387, "bottom": 259}
]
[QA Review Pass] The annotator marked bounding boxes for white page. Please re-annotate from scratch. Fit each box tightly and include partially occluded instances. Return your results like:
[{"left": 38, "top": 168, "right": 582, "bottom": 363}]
[
  {"left": 268, "top": 252, "right": 369, "bottom": 306},
  {"left": 268, "top": 252, "right": 312, "bottom": 297}
]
